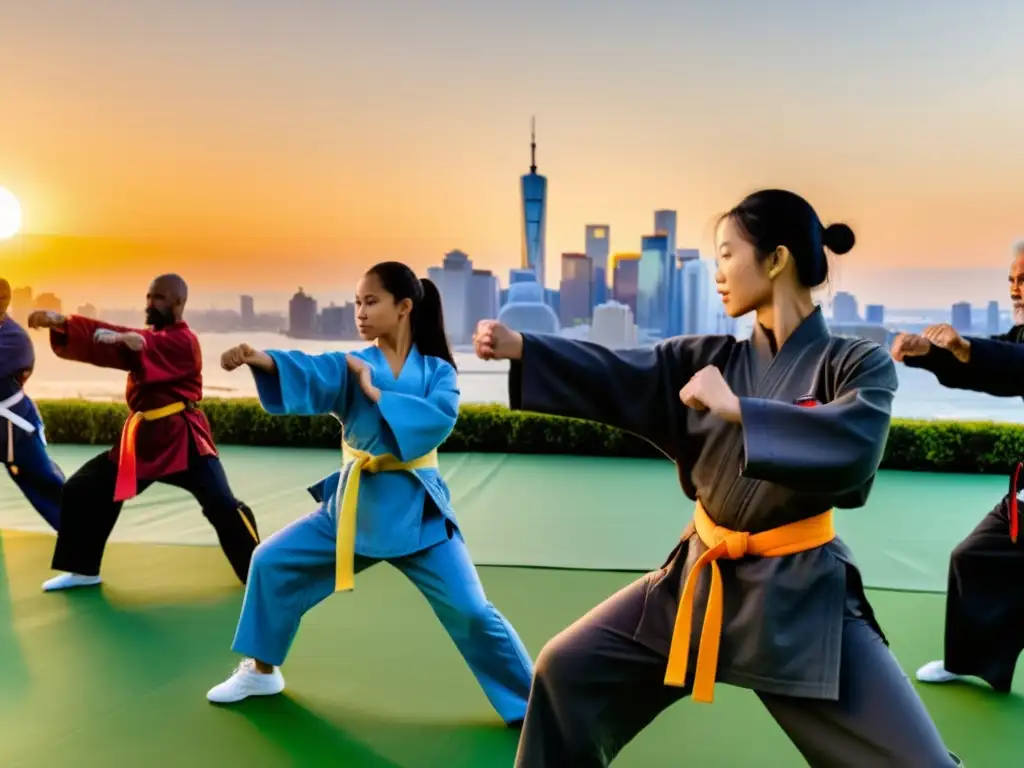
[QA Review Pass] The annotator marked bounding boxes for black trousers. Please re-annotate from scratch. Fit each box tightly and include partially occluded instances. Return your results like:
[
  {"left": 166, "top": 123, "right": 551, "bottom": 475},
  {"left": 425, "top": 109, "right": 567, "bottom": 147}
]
[
  {"left": 515, "top": 575, "right": 960, "bottom": 767},
  {"left": 51, "top": 446, "right": 260, "bottom": 584},
  {"left": 944, "top": 493, "right": 1024, "bottom": 692}
]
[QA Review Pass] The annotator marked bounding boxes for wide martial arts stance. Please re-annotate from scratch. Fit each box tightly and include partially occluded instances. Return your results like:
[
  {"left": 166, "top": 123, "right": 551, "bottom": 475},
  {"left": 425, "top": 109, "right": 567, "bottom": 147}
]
[
  {"left": 205, "top": 261, "right": 534, "bottom": 726},
  {"left": 0, "top": 277, "right": 64, "bottom": 530},
  {"left": 892, "top": 241, "right": 1024, "bottom": 693},
  {"left": 475, "top": 189, "right": 962, "bottom": 767},
  {"left": 26, "top": 274, "right": 260, "bottom": 591}
]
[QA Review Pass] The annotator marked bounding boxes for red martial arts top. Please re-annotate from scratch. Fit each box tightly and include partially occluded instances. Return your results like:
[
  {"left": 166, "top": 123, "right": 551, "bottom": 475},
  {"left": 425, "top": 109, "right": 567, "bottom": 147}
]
[{"left": 49, "top": 316, "right": 217, "bottom": 500}]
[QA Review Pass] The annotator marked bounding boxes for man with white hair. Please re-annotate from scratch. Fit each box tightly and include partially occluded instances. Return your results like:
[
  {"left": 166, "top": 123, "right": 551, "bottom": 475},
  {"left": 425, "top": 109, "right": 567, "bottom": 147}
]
[{"left": 889, "top": 239, "right": 1024, "bottom": 694}]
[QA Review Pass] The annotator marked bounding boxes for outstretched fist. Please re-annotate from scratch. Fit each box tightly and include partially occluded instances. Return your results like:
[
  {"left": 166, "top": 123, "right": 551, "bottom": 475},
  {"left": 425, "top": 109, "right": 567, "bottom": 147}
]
[
  {"left": 922, "top": 323, "right": 971, "bottom": 363},
  {"left": 221, "top": 343, "right": 260, "bottom": 371},
  {"left": 26, "top": 310, "right": 64, "bottom": 330},
  {"left": 473, "top": 320, "right": 524, "bottom": 361},
  {"left": 890, "top": 333, "right": 931, "bottom": 363}
]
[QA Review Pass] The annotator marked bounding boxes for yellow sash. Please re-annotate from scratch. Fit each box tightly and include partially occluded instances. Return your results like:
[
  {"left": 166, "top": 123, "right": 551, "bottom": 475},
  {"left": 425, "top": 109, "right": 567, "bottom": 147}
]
[
  {"left": 664, "top": 500, "right": 836, "bottom": 703},
  {"left": 335, "top": 441, "right": 439, "bottom": 592},
  {"left": 113, "top": 401, "right": 189, "bottom": 502}
]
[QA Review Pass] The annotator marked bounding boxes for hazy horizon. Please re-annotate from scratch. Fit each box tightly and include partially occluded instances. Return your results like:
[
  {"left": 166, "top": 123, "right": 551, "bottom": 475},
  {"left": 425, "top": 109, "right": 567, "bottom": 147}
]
[{"left": 2, "top": 0, "right": 1022, "bottom": 309}]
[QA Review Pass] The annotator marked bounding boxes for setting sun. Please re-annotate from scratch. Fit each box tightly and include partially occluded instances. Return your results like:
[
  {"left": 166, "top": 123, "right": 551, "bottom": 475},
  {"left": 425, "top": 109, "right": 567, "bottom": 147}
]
[{"left": 0, "top": 186, "right": 22, "bottom": 240}]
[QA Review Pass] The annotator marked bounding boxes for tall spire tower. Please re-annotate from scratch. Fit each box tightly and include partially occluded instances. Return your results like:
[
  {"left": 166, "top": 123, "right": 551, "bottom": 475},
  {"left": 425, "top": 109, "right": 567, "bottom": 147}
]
[
  {"left": 530, "top": 116, "right": 537, "bottom": 174},
  {"left": 520, "top": 116, "right": 548, "bottom": 286}
]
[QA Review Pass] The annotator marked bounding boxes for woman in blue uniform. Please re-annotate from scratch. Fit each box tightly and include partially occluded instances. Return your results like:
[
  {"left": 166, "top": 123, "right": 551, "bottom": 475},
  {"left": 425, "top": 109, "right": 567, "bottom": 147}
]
[{"left": 206, "top": 261, "right": 533, "bottom": 727}]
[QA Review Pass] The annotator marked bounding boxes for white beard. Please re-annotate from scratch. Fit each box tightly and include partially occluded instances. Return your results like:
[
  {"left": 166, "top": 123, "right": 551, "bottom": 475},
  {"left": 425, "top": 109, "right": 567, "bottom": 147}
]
[{"left": 1014, "top": 306, "right": 1024, "bottom": 326}]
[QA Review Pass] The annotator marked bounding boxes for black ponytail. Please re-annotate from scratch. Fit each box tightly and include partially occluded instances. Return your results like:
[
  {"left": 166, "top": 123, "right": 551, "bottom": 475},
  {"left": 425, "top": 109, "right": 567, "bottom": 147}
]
[
  {"left": 365, "top": 262, "right": 456, "bottom": 370},
  {"left": 412, "top": 277, "right": 456, "bottom": 370}
]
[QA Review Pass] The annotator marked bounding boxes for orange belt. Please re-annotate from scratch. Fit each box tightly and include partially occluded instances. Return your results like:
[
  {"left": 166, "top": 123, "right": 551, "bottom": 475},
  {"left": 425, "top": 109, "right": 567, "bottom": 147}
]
[
  {"left": 664, "top": 501, "right": 836, "bottom": 703},
  {"left": 113, "top": 402, "right": 188, "bottom": 502}
]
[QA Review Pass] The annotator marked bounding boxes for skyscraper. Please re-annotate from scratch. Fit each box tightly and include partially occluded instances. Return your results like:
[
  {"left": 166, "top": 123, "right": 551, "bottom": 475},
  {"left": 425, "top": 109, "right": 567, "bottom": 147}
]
[
  {"left": 637, "top": 235, "right": 670, "bottom": 339},
  {"left": 520, "top": 117, "right": 548, "bottom": 288},
  {"left": 559, "top": 252, "right": 592, "bottom": 327},
  {"left": 585, "top": 225, "right": 610, "bottom": 307}
]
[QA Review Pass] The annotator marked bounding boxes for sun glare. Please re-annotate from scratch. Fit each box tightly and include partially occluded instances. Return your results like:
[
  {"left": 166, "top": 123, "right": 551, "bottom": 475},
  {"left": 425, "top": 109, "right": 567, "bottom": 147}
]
[{"left": 0, "top": 186, "right": 23, "bottom": 240}]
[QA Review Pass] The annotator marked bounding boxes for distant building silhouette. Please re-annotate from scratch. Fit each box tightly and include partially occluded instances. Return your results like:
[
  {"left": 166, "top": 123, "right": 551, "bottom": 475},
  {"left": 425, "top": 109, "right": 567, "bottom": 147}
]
[
  {"left": 585, "top": 225, "right": 610, "bottom": 307},
  {"left": 34, "top": 292, "right": 62, "bottom": 314},
  {"left": 520, "top": 117, "right": 547, "bottom": 288},
  {"left": 679, "top": 258, "right": 712, "bottom": 335},
  {"left": 498, "top": 278, "right": 559, "bottom": 334},
  {"left": 612, "top": 253, "right": 640, "bottom": 318},
  {"left": 637, "top": 234, "right": 670, "bottom": 339},
  {"left": 865, "top": 304, "right": 884, "bottom": 325},
  {"left": 559, "top": 252, "right": 592, "bottom": 327},
  {"left": 240, "top": 295, "right": 255, "bottom": 328},
  {"left": 427, "top": 250, "right": 474, "bottom": 344},
  {"left": 469, "top": 268, "right": 500, "bottom": 334},
  {"left": 986, "top": 300, "right": 1000, "bottom": 335},
  {"left": 951, "top": 301, "right": 972, "bottom": 332},
  {"left": 288, "top": 288, "right": 317, "bottom": 337},
  {"left": 591, "top": 301, "right": 637, "bottom": 348},
  {"left": 832, "top": 292, "right": 859, "bottom": 323}
]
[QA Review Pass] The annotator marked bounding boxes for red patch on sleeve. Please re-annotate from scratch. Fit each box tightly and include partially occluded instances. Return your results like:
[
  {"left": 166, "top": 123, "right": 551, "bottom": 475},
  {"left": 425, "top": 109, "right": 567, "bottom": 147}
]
[{"left": 794, "top": 397, "right": 821, "bottom": 408}]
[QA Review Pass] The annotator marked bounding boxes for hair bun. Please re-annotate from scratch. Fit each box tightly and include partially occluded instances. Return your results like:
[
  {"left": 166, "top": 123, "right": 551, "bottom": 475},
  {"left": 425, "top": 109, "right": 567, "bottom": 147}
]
[{"left": 823, "top": 223, "right": 855, "bottom": 255}]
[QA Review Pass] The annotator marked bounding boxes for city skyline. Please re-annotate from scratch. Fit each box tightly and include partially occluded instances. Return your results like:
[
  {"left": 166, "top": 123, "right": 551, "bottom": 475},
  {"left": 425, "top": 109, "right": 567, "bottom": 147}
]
[{"left": 1, "top": 1, "right": 1022, "bottom": 310}]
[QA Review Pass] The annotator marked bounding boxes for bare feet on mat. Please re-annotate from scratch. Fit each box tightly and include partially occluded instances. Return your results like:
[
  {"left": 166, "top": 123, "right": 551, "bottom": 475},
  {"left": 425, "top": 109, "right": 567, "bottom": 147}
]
[
  {"left": 916, "top": 659, "right": 960, "bottom": 684},
  {"left": 207, "top": 658, "right": 285, "bottom": 704},
  {"left": 41, "top": 573, "right": 102, "bottom": 592}
]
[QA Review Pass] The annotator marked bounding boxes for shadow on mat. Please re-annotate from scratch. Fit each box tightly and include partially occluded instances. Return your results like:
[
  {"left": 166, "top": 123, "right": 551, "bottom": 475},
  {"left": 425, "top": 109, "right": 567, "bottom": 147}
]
[
  {"left": 0, "top": 534, "right": 30, "bottom": 701},
  {"left": 221, "top": 694, "right": 521, "bottom": 768}
]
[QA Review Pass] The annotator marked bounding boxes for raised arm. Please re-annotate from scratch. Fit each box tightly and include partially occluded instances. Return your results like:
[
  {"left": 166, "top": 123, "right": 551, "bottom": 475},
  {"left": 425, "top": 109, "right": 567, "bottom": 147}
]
[
  {"left": 905, "top": 336, "right": 1024, "bottom": 398},
  {"left": 375, "top": 360, "right": 459, "bottom": 461},
  {"left": 48, "top": 315, "right": 139, "bottom": 370},
  {"left": 508, "top": 332, "right": 724, "bottom": 457},
  {"left": 251, "top": 349, "right": 349, "bottom": 417},
  {"left": 738, "top": 342, "right": 897, "bottom": 495},
  {"left": 899, "top": 342, "right": 981, "bottom": 391}
]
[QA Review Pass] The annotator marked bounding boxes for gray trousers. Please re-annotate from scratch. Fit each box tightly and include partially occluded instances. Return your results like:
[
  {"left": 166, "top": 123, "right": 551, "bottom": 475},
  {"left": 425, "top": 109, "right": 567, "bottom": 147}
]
[{"left": 515, "top": 575, "right": 962, "bottom": 767}]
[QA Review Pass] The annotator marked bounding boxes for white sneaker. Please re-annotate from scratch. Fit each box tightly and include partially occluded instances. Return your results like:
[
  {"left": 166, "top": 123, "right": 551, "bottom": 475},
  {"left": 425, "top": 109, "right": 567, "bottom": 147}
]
[
  {"left": 916, "top": 659, "right": 960, "bottom": 684},
  {"left": 207, "top": 658, "right": 285, "bottom": 704},
  {"left": 42, "top": 573, "right": 102, "bottom": 592}
]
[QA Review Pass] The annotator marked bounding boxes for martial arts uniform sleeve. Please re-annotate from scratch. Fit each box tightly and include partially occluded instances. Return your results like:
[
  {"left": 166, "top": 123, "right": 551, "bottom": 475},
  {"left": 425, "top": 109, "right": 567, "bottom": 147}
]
[
  {"left": 375, "top": 361, "right": 459, "bottom": 462},
  {"left": 254, "top": 350, "right": 348, "bottom": 417},
  {"left": 921, "top": 337, "right": 1024, "bottom": 398},
  {"left": 49, "top": 316, "right": 138, "bottom": 370},
  {"left": 509, "top": 333, "right": 724, "bottom": 458},
  {"left": 901, "top": 345, "right": 978, "bottom": 390},
  {"left": 738, "top": 343, "right": 897, "bottom": 495}
]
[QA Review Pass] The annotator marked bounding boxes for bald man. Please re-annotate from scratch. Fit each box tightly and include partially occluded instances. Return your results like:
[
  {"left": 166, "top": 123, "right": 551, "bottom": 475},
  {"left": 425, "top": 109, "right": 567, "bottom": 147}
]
[
  {"left": 0, "top": 278, "right": 64, "bottom": 529},
  {"left": 890, "top": 240, "right": 1024, "bottom": 694},
  {"left": 27, "top": 274, "right": 261, "bottom": 591}
]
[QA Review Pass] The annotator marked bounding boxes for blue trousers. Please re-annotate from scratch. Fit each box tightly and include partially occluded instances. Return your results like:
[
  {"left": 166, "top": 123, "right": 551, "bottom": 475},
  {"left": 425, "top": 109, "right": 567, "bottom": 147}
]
[
  {"left": 231, "top": 507, "right": 535, "bottom": 724},
  {"left": 2, "top": 414, "right": 63, "bottom": 531}
]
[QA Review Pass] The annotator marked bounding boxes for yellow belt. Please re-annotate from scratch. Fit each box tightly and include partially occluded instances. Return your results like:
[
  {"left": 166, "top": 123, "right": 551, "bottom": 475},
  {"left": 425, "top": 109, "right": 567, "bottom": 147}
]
[
  {"left": 113, "top": 401, "right": 188, "bottom": 502},
  {"left": 335, "top": 441, "right": 439, "bottom": 592},
  {"left": 664, "top": 500, "right": 836, "bottom": 703}
]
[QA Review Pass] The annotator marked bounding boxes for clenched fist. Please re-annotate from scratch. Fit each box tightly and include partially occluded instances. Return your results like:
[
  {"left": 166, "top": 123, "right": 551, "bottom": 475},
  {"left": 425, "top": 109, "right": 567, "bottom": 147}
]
[
  {"left": 889, "top": 333, "right": 932, "bottom": 363},
  {"left": 221, "top": 343, "right": 269, "bottom": 372},
  {"left": 473, "top": 320, "right": 523, "bottom": 361},
  {"left": 26, "top": 310, "right": 65, "bottom": 330},
  {"left": 345, "top": 354, "right": 380, "bottom": 403},
  {"left": 922, "top": 323, "right": 971, "bottom": 363},
  {"left": 679, "top": 365, "right": 741, "bottom": 423},
  {"left": 93, "top": 329, "right": 146, "bottom": 351}
]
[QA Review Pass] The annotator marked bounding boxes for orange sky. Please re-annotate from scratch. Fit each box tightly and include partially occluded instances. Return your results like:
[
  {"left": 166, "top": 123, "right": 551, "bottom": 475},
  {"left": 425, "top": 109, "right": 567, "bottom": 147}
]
[{"left": 1, "top": 1, "right": 1022, "bottom": 309}]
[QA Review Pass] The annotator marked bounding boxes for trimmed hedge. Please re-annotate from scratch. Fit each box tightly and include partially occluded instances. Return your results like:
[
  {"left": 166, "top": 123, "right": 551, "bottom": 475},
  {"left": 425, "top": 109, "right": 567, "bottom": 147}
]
[{"left": 30, "top": 398, "right": 1024, "bottom": 475}]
